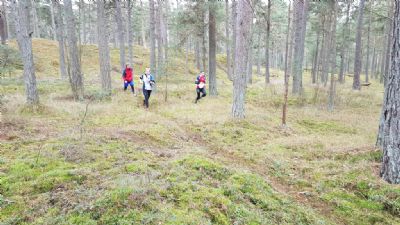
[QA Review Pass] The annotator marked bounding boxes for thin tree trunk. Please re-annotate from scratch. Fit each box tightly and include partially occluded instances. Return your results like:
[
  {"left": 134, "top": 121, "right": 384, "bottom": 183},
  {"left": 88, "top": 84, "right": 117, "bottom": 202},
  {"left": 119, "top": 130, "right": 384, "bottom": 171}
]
[
  {"left": 247, "top": 43, "right": 253, "bottom": 84},
  {"left": 30, "top": 0, "right": 39, "bottom": 38},
  {"left": 364, "top": 0, "right": 373, "bottom": 83},
  {"left": 149, "top": 0, "right": 157, "bottom": 77},
  {"left": 339, "top": 0, "right": 350, "bottom": 84},
  {"left": 265, "top": 0, "right": 271, "bottom": 84},
  {"left": 11, "top": 0, "right": 39, "bottom": 105},
  {"left": 64, "top": 0, "right": 84, "bottom": 100},
  {"left": 97, "top": 0, "right": 111, "bottom": 95},
  {"left": 225, "top": 0, "right": 232, "bottom": 80},
  {"left": 209, "top": 4, "right": 217, "bottom": 95},
  {"left": 195, "top": 38, "right": 201, "bottom": 70},
  {"left": 311, "top": 29, "right": 320, "bottom": 84},
  {"left": 163, "top": 0, "right": 169, "bottom": 60},
  {"left": 256, "top": 30, "right": 261, "bottom": 76},
  {"left": 140, "top": 0, "right": 147, "bottom": 48},
  {"left": 156, "top": 0, "right": 164, "bottom": 77},
  {"left": 352, "top": 0, "right": 366, "bottom": 90},
  {"left": 115, "top": 0, "right": 126, "bottom": 71},
  {"left": 0, "top": 8, "right": 6, "bottom": 44},
  {"left": 2, "top": 0, "right": 8, "bottom": 41},
  {"left": 52, "top": 0, "right": 67, "bottom": 79},
  {"left": 383, "top": 0, "right": 394, "bottom": 86},
  {"left": 231, "top": 0, "right": 237, "bottom": 79},
  {"left": 232, "top": 0, "right": 252, "bottom": 119},
  {"left": 127, "top": 0, "right": 134, "bottom": 67},
  {"left": 328, "top": 1, "right": 337, "bottom": 111},
  {"left": 282, "top": 1, "right": 291, "bottom": 126}
]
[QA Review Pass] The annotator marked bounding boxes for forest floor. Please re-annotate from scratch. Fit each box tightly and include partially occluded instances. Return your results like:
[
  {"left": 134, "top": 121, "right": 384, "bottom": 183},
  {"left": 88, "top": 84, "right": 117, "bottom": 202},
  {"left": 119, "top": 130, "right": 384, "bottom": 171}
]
[{"left": 1, "top": 39, "right": 400, "bottom": 225}]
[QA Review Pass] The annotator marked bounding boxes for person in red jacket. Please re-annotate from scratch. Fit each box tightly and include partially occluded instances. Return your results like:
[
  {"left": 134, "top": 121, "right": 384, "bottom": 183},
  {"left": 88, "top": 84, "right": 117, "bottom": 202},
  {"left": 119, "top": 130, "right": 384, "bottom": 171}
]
[
  {"left": 122, "top": 64, "right": 135, "bottom": 95},
  {"left": 195, "top": 71, "right": 206, "bottom": 103}
]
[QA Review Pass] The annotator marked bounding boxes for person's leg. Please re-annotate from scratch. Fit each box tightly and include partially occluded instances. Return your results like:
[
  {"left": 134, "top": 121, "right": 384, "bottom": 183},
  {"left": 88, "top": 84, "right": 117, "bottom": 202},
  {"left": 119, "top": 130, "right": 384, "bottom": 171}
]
[
  {"left": 124, "top": 82, "right": 128, "bottom": 91},
  {"left": 201, "top": 88, "right": 207, "bottom": 98},
  {"left": 195, "top": 88, "right": 201, "bottom": 103},
  {"left": 129, "top": 82, "right": 135, "bottom": 93},
  {"left": 144, "top": 90, "right": 150, "bottom": 108},
  {"left": 142, "top": 88, "right": 146, "bottom": 105}
]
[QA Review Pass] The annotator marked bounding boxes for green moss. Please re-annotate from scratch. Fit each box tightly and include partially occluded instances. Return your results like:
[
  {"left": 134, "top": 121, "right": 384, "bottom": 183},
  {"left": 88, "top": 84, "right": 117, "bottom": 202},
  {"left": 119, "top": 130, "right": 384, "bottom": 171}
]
[{"left": 297, "top": 119, "right": 357, "bottom": 134}]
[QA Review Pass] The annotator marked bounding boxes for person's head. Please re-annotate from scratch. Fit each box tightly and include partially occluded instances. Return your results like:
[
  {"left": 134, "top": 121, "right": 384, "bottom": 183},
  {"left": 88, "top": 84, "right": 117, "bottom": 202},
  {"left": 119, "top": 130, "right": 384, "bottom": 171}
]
[
  {"left": 145, "top": 68, "right": 150, "bottom": 75},
  {"left": 126, "top": 64, "right": 131, "bottom": 69},
  {"left": 199, "top": 71, "right": 204, "bottom": 77}
]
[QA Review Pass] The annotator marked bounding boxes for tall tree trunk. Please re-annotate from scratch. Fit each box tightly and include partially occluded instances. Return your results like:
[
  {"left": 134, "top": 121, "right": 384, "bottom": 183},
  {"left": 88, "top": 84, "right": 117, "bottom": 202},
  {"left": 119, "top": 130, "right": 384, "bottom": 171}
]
[
  {"left": 225, "top": 0, "right": 232, "bottom": 80},
  {"left": 64, "top": 0, "right": 84, "bottom": 100},
  {"left": 163, "top": 0, "right": 169, "bottom": 60},
  {"left": 383, "top": 0, "right": 394, "bottom": 86},
  {"left": 0, "top": 8, "right": 6, "bottom": 44},
  {"left": 256, "top": 30, "right": 261, "bottom": 76},
  {"left": 115, "top": 0, "right": 126, "bottom": 71},
  {"left": 311, "top": 29, "right": 320, "bottom": 84},
  {"left": 247, "top": 43, "right": 253, "bottom": 84},
  {"left": 292, "top": 0, "right": 308, "bottom": 94},
  {"left": 30, "top": 0, "right": 39, "bottom": 38},
  {"left": 265, "top": 0, "right": 271, "bottom": 84},
  {"left": 156, "top": 0, "right": 164, "bottom": 77},
  {"left": 97, "top": 0, "right": 111, "bottom": 95},
  {"left": 49, "top": 0, "right": 56, "bottom": 41},
  {"left": 149, "top": 0, "right": 157, "bottom": 77},
  {"left": 282, "top": 0, "right": 291, "bottom": 126},
  {"left": 231, "top": 0, "right": 237, "bottom": 79},
  {"left": 52, "top": 0, "right": 67, "bottom": 79},
  {"left": 364, "top": 0, "right": 373, "bottom": 83},
  {"left": 140, "top": 0, "right": 147, "bottom": 48},
  {"left": 2, "top": 0, "right": 8, "bottom": 41},
  {"left": 338, "top": 0, "right": 350, "bottom": 84},
  {"left": 371, "top": 42, "right": 377, "bottom": 79},
  {"left": 209, "top": 4, "right": 217, "bottom": 95},
  {"left": 127, "top": 0, "right": 134, "bottom": 67},
  {"left": 352, "top": 0, "right": 365, "bottom": 90},
  {"left": 195, "top": 38, "right": 201, "bottom": 70},
  {"left": 378, "top": 0, "right": 400, "bottom": 184},
  {"left": 11, "top": 0, "right": 39, "bottom": 104},
  {"left": 201, "top": 9, "right": 207, "bottom": 74},
  {"left": 328, "top": 1, "right": 337, "bottom": 111},
  {"left": 232, "top": 0, "right": 252, "bottom": 119}
]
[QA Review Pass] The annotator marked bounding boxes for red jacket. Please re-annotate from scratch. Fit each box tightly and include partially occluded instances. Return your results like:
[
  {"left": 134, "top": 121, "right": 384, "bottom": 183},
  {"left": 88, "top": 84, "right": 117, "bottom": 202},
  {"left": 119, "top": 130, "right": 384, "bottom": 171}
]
[
  {"left": 196, "top": 75, "right": 206, "bottom": 88},
  {"left": 123, "top": 67, "right": 133, "bottom": 82}
]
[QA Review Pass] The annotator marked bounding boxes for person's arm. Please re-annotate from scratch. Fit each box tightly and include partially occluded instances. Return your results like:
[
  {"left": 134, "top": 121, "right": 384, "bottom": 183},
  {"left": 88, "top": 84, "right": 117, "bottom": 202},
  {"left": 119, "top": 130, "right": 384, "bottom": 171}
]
[{"left": 122, "top": 69, "right": 126, "bottom": 80}]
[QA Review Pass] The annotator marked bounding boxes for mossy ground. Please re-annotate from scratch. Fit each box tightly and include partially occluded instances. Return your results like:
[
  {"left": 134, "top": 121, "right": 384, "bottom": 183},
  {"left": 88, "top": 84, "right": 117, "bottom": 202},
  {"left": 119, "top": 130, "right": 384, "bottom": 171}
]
[{"left": 0, "top": 39, "right": 399, "bottom": 224}]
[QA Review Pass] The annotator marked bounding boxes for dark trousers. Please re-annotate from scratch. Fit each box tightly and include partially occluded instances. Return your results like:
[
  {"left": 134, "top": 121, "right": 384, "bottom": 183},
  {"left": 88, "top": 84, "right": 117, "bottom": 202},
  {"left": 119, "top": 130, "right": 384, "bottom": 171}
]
[
  {"left": 143, "top": 89, "right": 152, "bottom": 108},
  {"left": 196, "top": 88, "right": 206, "bottom": 102},
  {"left": 124, "top": 81, "right": 135, "bottom": 93}
]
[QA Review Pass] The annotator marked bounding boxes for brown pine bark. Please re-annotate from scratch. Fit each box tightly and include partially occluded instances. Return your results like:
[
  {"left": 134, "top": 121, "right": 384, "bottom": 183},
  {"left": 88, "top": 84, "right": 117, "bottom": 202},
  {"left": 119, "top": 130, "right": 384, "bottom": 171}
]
[{"left": 97, "top": 0, "right": 111, "bottom": 95}]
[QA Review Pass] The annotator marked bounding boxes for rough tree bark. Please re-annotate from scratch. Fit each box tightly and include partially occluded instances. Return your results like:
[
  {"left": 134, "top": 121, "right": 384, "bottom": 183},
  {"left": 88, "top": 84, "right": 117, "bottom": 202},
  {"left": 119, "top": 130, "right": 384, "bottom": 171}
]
[
  {"left": 232, "top": 0, "right": 252, "bottom": 119},
  {"left": 292, "top": 0, "right": 308, "bottom": 94},
  {"left": 52, "top": 0, "right": 67, "bottom": 79},
  {"left": 11, "top": 0, "right": 39, "bottom": 104},
  {"left": 115, "top": 0, "right": 126, "bottom": 71},
  {"left": 364, "top": 0, "right": 373, "bottom": 83},
  {"left": 383, "top": 0, "right": 394, "bottom": 86},
  {"left": 209, "top": 4, "right": 217, "bottom": 95},
  {"left": 328, "top": 1, "right": 337, "bottom": 111},
  {"left": 64, "top": 0, "right": 84, "bottom": 100},
  {"left": 231, "top": 0, "right": 237, "bottom": 79},
  {"left": 97, "top": 0, "right": 111, "bottom": 95},
  {"left": 378, "top": 0, "right": 400, "bottom": 184},
  {"left": 352, "top": 0, "right": 365, "bottom": 90}
]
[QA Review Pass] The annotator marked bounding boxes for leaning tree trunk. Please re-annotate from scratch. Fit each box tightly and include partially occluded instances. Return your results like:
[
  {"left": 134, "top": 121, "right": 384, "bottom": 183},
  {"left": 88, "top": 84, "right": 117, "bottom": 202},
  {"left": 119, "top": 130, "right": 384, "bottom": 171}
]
[
  {"left": 208, "top": 4, "right": 217, "bottom": 96},
  {"left": 378, "top": 0, "right": 400, "bottom": 184},
  {"left": 52, "top": 0, "right": 67, "bottom": 79},
  {"left": 232, "top": 0, "right": 252, "bottom": 119},
  {"left": 97, "top": 0, "right": 111, "bottom": 95},
  {"left": 115, "top": 0, "right": 126, "bottom": 71},
  {"left": 352, "top": 0, "right": 365, "bottom": 90},
  {"left": 225, "top": 0, "right": 232, "bottom": 80},
  {"left": 149, "top": 0, "right": 157, "bottom": 77},
  {"left": 11, "top": 0, "right": 39, "bottom": 105},
  {"left": 64, "top": 0, "right": 84, "bottom": 100}
]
